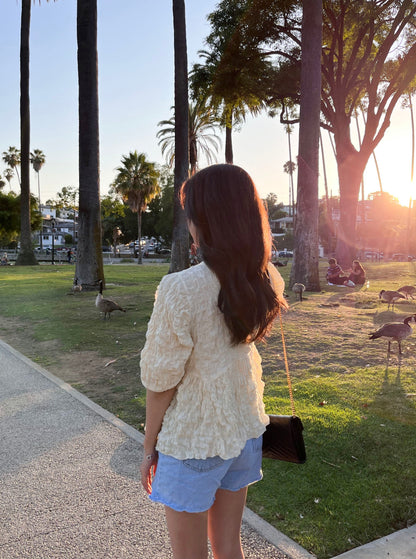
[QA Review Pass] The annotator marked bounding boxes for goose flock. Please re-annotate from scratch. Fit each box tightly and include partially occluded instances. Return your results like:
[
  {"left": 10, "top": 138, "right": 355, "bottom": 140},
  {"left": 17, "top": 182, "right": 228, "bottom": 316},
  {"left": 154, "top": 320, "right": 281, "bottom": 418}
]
[{"left": 370, "top": 284, "right": 416, "bottom": 355}]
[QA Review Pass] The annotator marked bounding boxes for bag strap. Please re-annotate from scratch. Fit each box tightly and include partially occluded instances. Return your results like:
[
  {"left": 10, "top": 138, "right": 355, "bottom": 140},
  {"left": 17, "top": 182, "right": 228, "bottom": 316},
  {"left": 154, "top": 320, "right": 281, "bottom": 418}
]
[{"left": 278, "top": 306, "right": 296, "bottom": 417}]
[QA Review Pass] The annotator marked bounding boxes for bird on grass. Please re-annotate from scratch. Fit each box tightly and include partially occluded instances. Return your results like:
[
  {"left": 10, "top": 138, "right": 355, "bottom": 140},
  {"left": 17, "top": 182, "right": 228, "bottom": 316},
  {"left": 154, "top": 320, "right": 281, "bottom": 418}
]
[
  {"left": 369, "top": 314, "right": 416, "bottom": 354},
  {"left": 397, "top": 285, "right": 416, "bottom": 300},
  {"left": 95, "top": 280, "right": 126, "bottom": 319},
  {"left": 292, "top": 283, "right": 306, "bottom": 302},
  {"left": 72, "top": 278, "right": 82, "bottom": 293},
  {"left": 378, "top": 289, "right": 406, "bottom": 310}
]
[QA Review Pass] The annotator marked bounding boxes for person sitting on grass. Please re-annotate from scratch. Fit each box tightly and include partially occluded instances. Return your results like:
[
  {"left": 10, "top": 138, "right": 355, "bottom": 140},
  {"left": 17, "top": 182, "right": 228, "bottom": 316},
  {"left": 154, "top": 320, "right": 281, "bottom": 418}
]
[
  {"left": 344, "top": 260, "right": 366, "bottom": 287},
  {"left": 326, "top": 258, "right": 348, "bottom": 285}
]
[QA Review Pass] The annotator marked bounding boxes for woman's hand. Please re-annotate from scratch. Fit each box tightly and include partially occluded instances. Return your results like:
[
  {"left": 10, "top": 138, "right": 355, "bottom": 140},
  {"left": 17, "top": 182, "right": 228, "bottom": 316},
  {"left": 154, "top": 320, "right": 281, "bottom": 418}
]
[{"left": 140, "top": 450, "right": 158, "bottom": 494}]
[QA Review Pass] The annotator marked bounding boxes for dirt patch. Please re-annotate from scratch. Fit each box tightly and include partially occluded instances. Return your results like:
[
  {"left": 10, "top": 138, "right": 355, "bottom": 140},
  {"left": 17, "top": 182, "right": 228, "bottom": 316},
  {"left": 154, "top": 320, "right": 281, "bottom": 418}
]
[{"left": 0, "top": 316, "right": 143, "bottom": 427}]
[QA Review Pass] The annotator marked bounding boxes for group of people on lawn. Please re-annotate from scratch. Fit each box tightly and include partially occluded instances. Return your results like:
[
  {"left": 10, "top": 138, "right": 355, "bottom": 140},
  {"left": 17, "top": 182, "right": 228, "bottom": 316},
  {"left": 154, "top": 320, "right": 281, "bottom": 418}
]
[{"left": 326, "top": 258, "right": 366, "bottom": 287}]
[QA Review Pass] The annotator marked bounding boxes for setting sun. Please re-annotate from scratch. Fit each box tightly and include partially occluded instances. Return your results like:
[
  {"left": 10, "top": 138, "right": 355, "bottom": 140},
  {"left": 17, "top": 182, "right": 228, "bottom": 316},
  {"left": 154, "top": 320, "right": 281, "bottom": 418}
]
[
  {"left": 395, "top": 181, "right": 415, "bottom": 208},
  {"left": 363, "top": 164, "right": 414, "bottom": 208},
  {"left": 359, "top": 107, "right": 415, "bottom": 208}
]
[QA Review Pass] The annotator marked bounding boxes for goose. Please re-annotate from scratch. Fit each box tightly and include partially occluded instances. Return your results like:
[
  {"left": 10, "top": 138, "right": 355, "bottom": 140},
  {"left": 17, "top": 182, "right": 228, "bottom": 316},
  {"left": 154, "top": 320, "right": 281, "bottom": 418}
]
[
  {"left": 95, "top": 280, "right": 126, "bottom": 319},
  {"left": 72, "top": 277, "right": 82, "bottom": 293},
  {"left": 378, "top": 289, "right": 406, "bottom": 310},
  {"left": 292, "top": 282, "right": 305, "bottom": 301},
  {"left": 369, "top": 314, "right": 416, "bottom": 354},
  {"left": 397, "top": 285, "right": 416, "bottom": 300}
]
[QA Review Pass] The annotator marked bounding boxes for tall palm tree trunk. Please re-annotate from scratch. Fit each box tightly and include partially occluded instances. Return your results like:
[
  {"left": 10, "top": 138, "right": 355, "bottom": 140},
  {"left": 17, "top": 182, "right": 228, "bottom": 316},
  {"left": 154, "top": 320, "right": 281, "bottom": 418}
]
[
  {"left": 137, "top": 211, "right": 143, "bottom": 264},
  {"left": 75, "top": 0, "right": 104, "bottom": 289},
  {"left": 410, "top": 93, "right": 414, "bottom": 185},
  {"left": 225, "top": 115, "right": 233, "bottom": 164},
  {"left": 36, "top": 171, "right": 43, "bottom": 250},
  {"left": 16, "top": 0, "right": 37, "bottom": 266},
  {"left": 170, "top": 0, "right": 189, "bottom": 273},
  {"left": 407, "top": 93, "right": 414, "bottom": 254},
  {"left": 287, "top": 118, "right": 295, "bottom": 218},
  {"left": 290, "top": 0, "right": 322, "bottom": 291},
  {"left": 189, "top": 138, "right": 197, "bottom": 175}
]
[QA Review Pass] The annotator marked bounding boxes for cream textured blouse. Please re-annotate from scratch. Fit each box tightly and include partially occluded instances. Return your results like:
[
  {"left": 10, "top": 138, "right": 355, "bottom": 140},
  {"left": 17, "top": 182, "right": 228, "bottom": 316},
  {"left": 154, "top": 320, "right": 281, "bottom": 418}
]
[{"left": 140, "top": 261, "right": 285, "bottom": 460}]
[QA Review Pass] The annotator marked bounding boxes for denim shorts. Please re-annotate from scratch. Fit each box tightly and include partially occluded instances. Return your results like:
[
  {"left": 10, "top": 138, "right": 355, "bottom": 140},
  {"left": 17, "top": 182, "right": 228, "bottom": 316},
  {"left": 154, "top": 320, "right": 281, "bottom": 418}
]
[{"left": 149, "top": 436, "right": 263, "bottom": 513}]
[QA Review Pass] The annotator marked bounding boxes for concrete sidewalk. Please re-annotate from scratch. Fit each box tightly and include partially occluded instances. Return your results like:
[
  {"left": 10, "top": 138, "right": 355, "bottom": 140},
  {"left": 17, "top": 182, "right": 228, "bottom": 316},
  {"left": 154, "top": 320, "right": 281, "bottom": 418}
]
[{"left": 1, "top": 339, "right": 415, "bottom": 559}]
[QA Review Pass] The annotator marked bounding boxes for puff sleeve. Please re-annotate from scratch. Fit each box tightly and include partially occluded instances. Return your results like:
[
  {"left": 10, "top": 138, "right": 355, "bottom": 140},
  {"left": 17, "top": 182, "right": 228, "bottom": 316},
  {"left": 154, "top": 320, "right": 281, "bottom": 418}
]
[
  {"left": 140, "top": 274, "right": 194, "bottom": 392},
  {"left": 267, "top": 261, "right": 285, "bottom": 302}
]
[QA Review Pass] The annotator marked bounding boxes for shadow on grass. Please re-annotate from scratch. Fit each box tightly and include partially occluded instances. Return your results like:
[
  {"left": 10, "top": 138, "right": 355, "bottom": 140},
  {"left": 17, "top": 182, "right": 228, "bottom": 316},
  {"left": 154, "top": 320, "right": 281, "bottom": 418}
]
[{"left": 370, "top": 355, "right": 416, "bottom": 424}]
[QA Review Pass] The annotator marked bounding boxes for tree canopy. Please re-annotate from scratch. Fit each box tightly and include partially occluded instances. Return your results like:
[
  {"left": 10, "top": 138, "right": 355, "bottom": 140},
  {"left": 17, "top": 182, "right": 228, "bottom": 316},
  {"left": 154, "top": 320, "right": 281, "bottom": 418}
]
[
  {"left": 204, "top": 0, "right": 416, "bottom": 264},
  {"left": 190, "top": 0, "right": 275, "bottom": 163},
  {"left": 0, "top": 191, "right": 42, "bottom": 246},
  {"left": 157, "top": 100, "right": 221, "bottom": 175}
]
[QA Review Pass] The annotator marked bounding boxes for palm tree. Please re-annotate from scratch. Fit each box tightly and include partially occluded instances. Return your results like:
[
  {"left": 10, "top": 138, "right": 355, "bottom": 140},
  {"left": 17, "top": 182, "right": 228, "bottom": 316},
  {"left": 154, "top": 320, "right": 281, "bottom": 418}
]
[
  {"left": 407, "top": 92, "right": 414, "bottom": 255},
  {"left": 3, "top": 168, "right": 14, "bottom": 191},
  {"left": 112, "top": 151, "right": 160, "bottom": 264},
  {"left": 17, "top": 0, "right": 37, "bottom": 265},
  {"left": 2, "top": 147, "right": 21, "bottom": 187},
  {"left": 171, "top": 0, "right": 190, "bottom": 273},
  {"left": 30, "top": 149, "right": 46, "bottom": 205},
  {"left": 15, "top": 0, "right": 55, "bottom": 265},
  {"left": 157, "top": 100, "right": 221, "bottom": 175},
  {"left": 283, "top": 160, "right": 296, "bottom": 218},
  {"left": 284, "top": 115, "right": 296, "bottom": 217},
  {"left": 191, "top": 49, "right": 262, "bottom": 165},
  {"left": 30, "top": 149, "right": 46, "bottom": 250},
  {"left": 0, "top": 175, "right": 5, "bottom": 191},
  {"left": 190, "top": 1, "right": 273, "bottom": 165},
  {"left": 409, "top": 93, "right": 415, "bottom": 185},
  {"left": 76, "top": 0, "right": 104, "bottom": 289}
]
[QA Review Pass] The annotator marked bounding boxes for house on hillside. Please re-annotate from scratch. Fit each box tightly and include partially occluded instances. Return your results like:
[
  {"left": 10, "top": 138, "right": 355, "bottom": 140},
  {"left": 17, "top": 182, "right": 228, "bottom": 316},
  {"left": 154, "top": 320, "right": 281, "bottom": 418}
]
[
  {"left": 37, "top": 217, "right": 78, "bottom": 249},
  {"left": 270, "top": 216, "right": 294, "bottom": 234}
]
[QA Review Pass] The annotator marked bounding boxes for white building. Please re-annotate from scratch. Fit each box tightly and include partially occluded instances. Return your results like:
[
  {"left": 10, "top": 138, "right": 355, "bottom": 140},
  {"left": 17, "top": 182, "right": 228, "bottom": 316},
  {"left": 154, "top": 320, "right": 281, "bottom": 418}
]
[
  {"left": 270, "top": 216, "right": 294, "bottom": 233},
  {"left": 37, "top": 217, "right": 78, "bottom": 249}
]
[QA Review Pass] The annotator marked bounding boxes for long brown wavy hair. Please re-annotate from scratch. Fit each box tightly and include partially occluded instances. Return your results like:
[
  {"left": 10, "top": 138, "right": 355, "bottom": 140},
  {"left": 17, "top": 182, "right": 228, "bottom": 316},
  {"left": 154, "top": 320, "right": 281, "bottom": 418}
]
[{"left": 180, "top": 164, "right": 283, "bottom": 345}]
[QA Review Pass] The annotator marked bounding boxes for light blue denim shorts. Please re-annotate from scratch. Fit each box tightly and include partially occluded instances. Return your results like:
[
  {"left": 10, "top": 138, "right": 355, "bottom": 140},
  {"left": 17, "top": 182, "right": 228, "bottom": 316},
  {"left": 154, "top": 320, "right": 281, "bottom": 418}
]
[{"left": 149, "top": 436, "right": 263, "bottom": 513}]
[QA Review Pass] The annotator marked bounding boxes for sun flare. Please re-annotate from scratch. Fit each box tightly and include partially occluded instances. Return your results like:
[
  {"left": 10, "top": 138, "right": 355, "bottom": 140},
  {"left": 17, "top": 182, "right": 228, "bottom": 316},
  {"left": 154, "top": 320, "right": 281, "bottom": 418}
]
[{"left": 364, "top": 164, "right": 415, "bottom": 207}]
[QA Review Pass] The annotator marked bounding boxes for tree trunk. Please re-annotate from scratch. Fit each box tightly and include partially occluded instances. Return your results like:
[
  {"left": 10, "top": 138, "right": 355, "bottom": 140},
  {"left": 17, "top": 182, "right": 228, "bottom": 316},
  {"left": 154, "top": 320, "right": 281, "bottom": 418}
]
[
  {"left": 170, "top": 0, "right": 190, "bottom": 273},
  {"left": 189, "top": 137, "right": 197, "bottom": 175},
  {"left": 333, "top": 113, "right": 368, "bottom": 266},
  {"left": 225, "top": 118, "right": 233, "bottom": 164},
  {"left": 335, "top": 150, "right": 367, "bottom": 266},
  {"left": 137, "top": 211, "right": 143, "bottom": 264},
  {"left": 290, "top": 0, "right": 322, "bottom": 291},
  {"left": 16, "top": 0, "right": 37, "bottom": 266},
  {"left": 408, "top": 94, "right": 415, "bottom": 255},
  {"left": 75, "top": 0, "right": 104, "bottom": 290}
]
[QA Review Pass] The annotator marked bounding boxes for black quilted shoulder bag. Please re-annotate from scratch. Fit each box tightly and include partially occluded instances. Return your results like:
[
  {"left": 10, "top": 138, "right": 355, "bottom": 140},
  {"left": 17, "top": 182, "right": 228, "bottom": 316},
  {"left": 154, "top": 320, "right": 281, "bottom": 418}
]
[{"left": 262, "top": 307, "right": 306, "bottom": 464}]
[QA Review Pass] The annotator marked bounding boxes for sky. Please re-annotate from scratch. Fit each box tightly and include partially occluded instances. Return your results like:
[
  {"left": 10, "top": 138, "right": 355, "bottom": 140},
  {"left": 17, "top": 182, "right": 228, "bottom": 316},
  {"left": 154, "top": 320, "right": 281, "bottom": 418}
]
[{"left": 0, "top": 1, "right": 415, "bottom": 208}]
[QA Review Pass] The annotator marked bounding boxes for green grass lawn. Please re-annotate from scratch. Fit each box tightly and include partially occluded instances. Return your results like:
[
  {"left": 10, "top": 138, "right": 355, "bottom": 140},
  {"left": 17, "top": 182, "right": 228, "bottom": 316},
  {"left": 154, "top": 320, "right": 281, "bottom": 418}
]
[{"left": 0, "top": 260, "right": 415, "bottom": 558}]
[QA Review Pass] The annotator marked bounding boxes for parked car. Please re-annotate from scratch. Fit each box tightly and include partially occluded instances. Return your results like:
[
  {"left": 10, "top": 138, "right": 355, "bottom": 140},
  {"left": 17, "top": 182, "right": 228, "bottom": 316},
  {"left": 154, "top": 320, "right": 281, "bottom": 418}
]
[
  {"left": 365, "top": 251, "right": 383, "bottom": 260},
  {"left": 278, "top": 250, "right": 293, "bottom": 258},
  {"left": 156, "top": 246, "right": 171, "bottom": 255},
  {"left": 392, "top": 253, "right": 415, "bottom": 261}
]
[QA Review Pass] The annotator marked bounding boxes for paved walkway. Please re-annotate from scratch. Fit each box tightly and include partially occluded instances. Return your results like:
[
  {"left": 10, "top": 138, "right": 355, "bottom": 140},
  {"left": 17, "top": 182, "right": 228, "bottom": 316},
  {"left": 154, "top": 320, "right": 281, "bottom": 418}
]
[{"left": 1, "top": 338, "right": 415, "bottom": 559}]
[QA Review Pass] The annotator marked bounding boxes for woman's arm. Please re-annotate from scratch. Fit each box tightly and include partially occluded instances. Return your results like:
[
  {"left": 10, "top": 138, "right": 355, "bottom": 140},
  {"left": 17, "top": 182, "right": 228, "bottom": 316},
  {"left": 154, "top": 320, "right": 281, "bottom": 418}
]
[
  {"left": 143, "top": 388, "right": 176, "bottom": 453},
  {"left": 140, "top": 387, "right": 176, "bottom": 494}
]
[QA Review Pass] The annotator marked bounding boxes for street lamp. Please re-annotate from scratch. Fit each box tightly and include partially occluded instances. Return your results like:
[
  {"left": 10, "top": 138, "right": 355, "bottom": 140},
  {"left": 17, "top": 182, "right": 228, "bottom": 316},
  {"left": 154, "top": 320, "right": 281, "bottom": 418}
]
[{"left": 50, "top": 218, "right": 56, "bottom": 265}]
